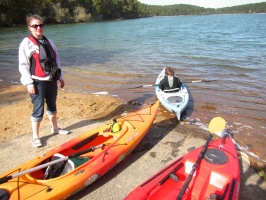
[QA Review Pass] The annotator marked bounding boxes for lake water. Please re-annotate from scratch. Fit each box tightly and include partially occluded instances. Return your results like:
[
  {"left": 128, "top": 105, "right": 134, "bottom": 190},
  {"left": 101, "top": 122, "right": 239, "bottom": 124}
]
[{"left": 0, "top": 14, "right": 265, "bottom": 165}]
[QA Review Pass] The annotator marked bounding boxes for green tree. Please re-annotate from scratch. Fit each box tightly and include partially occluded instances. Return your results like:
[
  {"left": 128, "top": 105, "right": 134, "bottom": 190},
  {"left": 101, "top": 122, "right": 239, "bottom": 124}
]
[
  {"left": 0, "top": 0, "right": 265, "bottom": 27},
  {"left": 53, "top": 2, "right": 72, "bottom": 23},
  {"left": 73, "top": 6, "right": 91, "bottom": 22}
]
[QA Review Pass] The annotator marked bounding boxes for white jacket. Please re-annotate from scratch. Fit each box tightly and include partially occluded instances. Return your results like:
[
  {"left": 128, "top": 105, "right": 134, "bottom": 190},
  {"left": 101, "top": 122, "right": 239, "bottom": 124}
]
[{"left": 18, "top": 36, "right": 63, "bottom": 87}]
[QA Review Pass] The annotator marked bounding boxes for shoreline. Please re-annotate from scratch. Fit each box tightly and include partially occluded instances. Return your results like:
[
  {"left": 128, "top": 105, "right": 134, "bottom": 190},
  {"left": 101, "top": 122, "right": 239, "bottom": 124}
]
[
  {"left": 0, "top": 80, "right": 265, "bottom": 178},
  {"left": 0, "top": 80, "right": 265, "bottom": 199}
]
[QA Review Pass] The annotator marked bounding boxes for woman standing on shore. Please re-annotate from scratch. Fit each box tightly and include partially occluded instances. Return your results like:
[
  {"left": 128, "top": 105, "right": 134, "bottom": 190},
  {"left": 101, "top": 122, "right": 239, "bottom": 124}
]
[{"left": 18, "top": 14, "right": 69, "bottom": 148}]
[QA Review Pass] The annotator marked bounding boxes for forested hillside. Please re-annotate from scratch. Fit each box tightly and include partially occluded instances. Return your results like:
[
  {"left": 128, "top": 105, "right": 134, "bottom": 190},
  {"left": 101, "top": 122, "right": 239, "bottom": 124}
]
[{"left": 0, "top": 0, "right": 265, "bottom": 27}]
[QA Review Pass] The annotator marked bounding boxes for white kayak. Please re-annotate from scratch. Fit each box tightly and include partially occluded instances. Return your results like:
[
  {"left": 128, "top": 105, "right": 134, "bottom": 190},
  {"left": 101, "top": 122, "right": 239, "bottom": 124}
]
[{"left": 155, "top": 68, "right": 189, "bottom": 120}]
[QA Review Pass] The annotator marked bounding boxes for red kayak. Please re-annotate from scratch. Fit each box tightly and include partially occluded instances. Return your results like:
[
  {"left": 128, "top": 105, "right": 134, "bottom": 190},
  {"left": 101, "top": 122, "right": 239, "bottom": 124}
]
[{"left": 125, "top": 135, "right": 240, "bottom": 200}]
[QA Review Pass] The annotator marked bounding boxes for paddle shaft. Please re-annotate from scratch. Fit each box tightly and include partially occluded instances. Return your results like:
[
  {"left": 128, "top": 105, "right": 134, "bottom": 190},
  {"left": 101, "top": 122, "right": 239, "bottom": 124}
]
[
  {"left": 177, "top": 134, "right": 213, "bottom": 200},
  {"left": 0, "top": 144, "right": 104, "bottom": 184},
  {"left": 128, "top": 84, "right": 158, "bottom": 89},
  {"left": 129, "top": 80, "right": 216, "bottom": 89}
]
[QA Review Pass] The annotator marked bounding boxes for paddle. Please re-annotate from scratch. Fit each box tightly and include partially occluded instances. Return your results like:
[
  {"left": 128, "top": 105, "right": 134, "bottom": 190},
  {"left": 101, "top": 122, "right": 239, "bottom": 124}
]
[
  {"left": 177, "top": 117, "right": 226, "bottom": 200},
  {"left": 185, "top": 79, "right": 217, "bottom": 83},
  {"left": 0, "top": 144, "right": 105, "bottom": 184},
  {"left": 128, "top": 84, "right": 158, "bottom": 89},
  {"left": 128, "top": 79, "right": 217, "bottom": 89}
]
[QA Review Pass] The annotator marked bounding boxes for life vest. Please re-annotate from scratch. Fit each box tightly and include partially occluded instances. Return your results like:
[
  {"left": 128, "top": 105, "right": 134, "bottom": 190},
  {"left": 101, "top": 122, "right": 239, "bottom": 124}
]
[
  {"left": 27, "top": 35, "right": 57, "bottom": 77},
  {"left": 161, "top": 76, "right": 181, "bottom": 90},
  {"left": 112, "top": 122, "right": 120, "bottom": 133}
]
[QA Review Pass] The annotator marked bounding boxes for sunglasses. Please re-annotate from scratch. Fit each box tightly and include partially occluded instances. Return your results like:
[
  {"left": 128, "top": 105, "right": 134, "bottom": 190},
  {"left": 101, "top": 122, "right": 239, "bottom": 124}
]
[{"left": 30, "top": 24, "right": 44, "bottom": 29}]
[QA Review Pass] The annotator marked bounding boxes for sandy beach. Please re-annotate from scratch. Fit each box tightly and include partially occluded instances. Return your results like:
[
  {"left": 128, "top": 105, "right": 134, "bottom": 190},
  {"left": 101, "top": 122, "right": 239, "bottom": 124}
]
[{"left": 0, "top": 80, "right": 265, "bottom": 199}]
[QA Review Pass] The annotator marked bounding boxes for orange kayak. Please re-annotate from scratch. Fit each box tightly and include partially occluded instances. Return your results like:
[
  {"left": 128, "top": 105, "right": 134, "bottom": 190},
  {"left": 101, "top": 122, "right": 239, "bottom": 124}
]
[
  {"left": 0, "top": 101, "right": 159, "bottom": 199},
  {"left": 125, "top": 135, "right": 240, "bottom": 200}
]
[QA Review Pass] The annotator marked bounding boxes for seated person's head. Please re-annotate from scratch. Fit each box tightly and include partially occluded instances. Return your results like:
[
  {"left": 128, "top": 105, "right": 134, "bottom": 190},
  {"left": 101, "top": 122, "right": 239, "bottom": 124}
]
[{"left": 165, "top": 67, "right": 174, "bottom": 76}]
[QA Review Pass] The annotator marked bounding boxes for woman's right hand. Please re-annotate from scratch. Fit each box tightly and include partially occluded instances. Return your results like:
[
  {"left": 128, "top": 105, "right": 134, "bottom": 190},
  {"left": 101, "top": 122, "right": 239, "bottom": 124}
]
[{"left": 27, "top": 85, "right": 36, "bottom": 94}]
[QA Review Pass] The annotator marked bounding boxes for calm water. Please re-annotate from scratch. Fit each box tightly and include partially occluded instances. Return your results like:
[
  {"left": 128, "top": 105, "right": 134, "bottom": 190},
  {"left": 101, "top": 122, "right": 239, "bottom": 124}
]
[{"left": 0, "top": 14, "right": 265, "bottom": 163}]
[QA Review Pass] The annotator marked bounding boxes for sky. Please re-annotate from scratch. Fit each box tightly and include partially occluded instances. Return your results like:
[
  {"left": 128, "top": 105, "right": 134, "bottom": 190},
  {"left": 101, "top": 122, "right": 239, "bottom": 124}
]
[{"left": 138, "top": 0, "right": 265, "bottom": 8}]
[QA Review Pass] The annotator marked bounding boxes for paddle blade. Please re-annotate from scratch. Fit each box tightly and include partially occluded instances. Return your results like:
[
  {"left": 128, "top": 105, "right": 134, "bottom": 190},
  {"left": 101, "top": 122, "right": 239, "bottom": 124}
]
[
  {"left": 201, "top": 79, "right": 217, "bottom": 82},
  {"left": 208, "top": 117, "right": 226, "bottom": 133}
]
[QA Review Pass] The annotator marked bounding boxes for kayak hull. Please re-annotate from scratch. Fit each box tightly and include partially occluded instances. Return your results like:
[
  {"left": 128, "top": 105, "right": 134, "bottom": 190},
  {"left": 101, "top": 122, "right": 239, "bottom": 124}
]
[
  {"left": 155, "top": 68, "right": 189, "bottom": 120},
  {"left": 125, "top": 136, "right": 241, "bottom": 200},
  {"left": 0, "top": 101, "right": 159, "bottom": 199}
]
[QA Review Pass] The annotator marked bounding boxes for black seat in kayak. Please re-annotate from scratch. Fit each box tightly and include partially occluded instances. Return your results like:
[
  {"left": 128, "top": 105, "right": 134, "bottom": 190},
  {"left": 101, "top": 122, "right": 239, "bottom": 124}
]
[{"left": 44, "top": 153, "right": 89, "bottom": 179}]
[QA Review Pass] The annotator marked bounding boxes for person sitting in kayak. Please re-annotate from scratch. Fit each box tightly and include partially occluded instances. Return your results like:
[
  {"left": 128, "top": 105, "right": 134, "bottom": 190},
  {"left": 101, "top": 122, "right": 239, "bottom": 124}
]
[{"left": 159, "top": 67, "right": 182, "bottom": 92}]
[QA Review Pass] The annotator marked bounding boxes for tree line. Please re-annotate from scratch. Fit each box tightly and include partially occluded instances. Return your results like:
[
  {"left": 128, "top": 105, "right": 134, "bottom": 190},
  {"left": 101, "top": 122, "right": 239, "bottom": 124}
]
[{"left": 0, "top": 0, "right": 265, "bottom": 27}]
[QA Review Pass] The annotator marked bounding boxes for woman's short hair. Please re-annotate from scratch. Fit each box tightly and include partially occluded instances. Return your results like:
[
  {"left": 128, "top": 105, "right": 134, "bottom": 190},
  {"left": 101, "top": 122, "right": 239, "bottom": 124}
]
[{"left": 26, "top": 14, "right": 43, "bottom": 26}]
